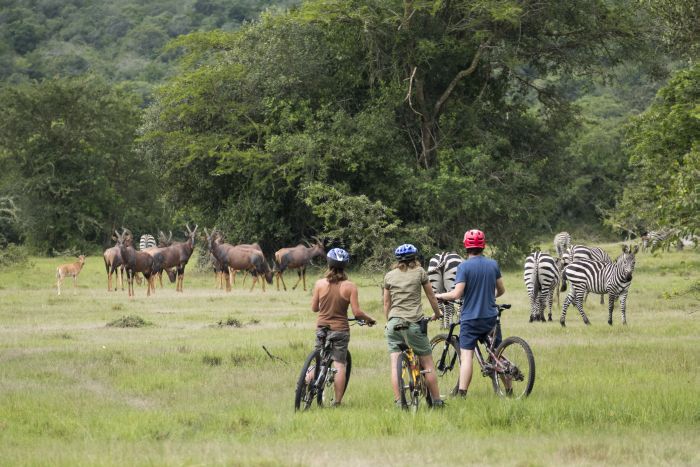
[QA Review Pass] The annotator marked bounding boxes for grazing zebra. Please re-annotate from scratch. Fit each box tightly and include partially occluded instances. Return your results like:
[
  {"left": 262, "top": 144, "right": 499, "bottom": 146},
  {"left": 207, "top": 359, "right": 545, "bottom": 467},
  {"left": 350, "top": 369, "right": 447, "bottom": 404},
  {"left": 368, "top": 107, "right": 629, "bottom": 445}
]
[
  {"left": 523, "top": 251, "right": 560, "bottom": 322},
  {"left": 139, "top": 234, "right": 156, "bottom": 251},
  {"left": 641, "top": 229, "right": 676, "bottom": 253},
  {"left": 428, "top": 252, "right": 464, "bottom": 328},
  {"left": 560, "top": 244, "right": 638, "bottom": 326},
  {"left": 553, "top": 232, "right": 571, "bottom": 258}
]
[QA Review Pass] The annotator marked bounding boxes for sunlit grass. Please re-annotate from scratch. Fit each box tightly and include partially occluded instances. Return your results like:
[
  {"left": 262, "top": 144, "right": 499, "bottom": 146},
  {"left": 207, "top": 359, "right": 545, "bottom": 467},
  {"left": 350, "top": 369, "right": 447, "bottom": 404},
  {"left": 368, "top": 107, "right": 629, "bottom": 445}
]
[{"left": 0, "top": 247, "right": 698, "bottom": 465}]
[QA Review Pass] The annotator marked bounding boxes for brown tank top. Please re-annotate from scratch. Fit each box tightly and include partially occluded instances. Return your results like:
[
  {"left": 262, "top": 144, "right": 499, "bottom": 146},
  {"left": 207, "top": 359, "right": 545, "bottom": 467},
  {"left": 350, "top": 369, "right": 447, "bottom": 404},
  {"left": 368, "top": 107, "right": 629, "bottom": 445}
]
[{"left": 317, "top": 282, "right": 350, "bottom": 332}]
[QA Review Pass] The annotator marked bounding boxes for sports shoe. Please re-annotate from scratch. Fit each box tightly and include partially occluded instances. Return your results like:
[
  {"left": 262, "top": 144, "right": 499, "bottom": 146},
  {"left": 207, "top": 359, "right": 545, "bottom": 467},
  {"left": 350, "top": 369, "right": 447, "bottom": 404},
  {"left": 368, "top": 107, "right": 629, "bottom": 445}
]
[{"left": 431, "top": 399, "right": 446, "bottom": 409}]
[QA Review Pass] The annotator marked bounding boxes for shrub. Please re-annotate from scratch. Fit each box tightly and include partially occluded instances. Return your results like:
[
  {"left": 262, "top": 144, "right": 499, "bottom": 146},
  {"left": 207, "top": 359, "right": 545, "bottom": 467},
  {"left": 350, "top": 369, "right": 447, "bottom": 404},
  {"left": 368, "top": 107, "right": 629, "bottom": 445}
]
[
  {"left": 106, "top": 315, "right": 153, "bottom": 328},
  {"left": 0, "top": 243, "right": 29, "bottom": 268}
]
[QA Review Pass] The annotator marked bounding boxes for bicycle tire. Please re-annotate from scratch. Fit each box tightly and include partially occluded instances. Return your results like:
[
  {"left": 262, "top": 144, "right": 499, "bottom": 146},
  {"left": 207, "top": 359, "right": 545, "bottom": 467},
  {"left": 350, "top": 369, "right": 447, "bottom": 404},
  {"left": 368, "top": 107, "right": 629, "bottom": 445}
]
[
  {"left": 490, "top": 336, "right": 535, "bottom": 399},
  {"left": 396, "top": 352, "right": 415, "bottom": 410},
  {"left": 430, "top": 334, "right": 461, "bottom": 397},
  {"left": 294, "top": 350, "right": 321, "bottom": 411},
  {"left": 317, "top": 350, "right": 352, "bottom": 407}
]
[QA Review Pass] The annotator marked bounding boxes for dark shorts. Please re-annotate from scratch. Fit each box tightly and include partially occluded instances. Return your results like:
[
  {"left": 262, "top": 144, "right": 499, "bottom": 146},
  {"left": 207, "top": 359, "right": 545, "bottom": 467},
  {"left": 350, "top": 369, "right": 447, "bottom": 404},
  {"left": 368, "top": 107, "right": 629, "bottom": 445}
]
[
  {"left": 459, "top": 316, "right": 501, "bottom": 350},
  {"left": 315, "top": 327, "right": 350, "bottom": 364}
]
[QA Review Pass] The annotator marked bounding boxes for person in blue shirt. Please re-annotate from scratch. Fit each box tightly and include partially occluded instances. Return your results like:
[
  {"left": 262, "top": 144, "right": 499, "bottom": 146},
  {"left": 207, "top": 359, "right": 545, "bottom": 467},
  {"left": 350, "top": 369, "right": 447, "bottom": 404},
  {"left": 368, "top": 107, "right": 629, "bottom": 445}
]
[{"left": 434, "top": 229, "right": 505, "bottom": 397}]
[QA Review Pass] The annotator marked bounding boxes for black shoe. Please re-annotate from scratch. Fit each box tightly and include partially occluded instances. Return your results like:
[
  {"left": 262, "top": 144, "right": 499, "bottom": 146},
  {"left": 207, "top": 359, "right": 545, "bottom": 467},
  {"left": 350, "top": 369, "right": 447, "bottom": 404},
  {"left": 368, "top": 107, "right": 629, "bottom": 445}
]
[
  {"left": 456, "top": 389, "right": 468, "bottom": 398},
  {"left": 431, "top": 399, "right": 446, "bottom": 409}
]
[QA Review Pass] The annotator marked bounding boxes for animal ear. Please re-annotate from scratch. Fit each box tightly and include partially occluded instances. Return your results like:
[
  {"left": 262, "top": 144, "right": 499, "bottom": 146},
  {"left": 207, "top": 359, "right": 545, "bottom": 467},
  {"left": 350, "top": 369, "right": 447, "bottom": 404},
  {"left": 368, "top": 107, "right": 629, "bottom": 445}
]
[
  {"left": 632, "top": 245, "right": 639, "bottom": 254},
  {"left": 621, "top": 244, "right": 628, "bottom": 253}
]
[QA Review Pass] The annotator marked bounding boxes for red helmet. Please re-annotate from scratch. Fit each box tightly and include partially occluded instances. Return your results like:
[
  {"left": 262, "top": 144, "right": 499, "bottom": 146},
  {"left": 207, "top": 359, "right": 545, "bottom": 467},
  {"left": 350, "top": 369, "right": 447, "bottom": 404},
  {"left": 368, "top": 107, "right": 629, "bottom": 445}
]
[{"left": 463, "top": 229, "right": 486, "bottom": 249}]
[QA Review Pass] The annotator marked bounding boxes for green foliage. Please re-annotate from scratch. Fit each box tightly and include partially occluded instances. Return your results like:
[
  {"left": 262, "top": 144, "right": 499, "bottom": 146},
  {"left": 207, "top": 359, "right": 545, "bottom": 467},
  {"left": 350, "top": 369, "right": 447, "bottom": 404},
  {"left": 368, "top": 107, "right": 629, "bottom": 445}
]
[
  {"left": 0, "top": 76, "right": 164, "bottom": 253},
  {"left": 0, "top": 243, "right": 29, "bottom": 268},
  {"left": 609, "top": 65, "right": 700, "bottom": 236},
  {"left": 0, "top": 0, "right": 297, "bottom": 87},
  {"left": 301, "top": 183, "right": 404, "bottom": 270}
]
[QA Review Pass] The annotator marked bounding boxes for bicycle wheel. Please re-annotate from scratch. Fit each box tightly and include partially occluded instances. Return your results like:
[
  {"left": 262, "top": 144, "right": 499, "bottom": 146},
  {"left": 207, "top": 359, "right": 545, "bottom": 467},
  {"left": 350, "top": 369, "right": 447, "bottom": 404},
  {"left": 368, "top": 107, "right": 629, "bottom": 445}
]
[
  {"left": 318, "top": 350, "right": 352, "bottom": 407},
  {"left": 396, "top": 352, "right": 415, "bottom": 410},
  {"left": 491, "top": 336, "right": 535, "bottom": 399},
  {"left": 430, "top": 334, "right": 461, "bottom": 397},
  {"left": 294, "top": 350, "right": 320, "bottom": 411}
]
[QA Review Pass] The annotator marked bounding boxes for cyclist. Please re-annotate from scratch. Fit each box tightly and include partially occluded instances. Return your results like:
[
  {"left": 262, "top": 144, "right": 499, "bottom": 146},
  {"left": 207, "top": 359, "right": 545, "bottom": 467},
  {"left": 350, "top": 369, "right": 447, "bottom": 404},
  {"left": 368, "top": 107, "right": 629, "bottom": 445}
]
[
  {"left": 384, "top": 244, "right": 445, "bottom": 408},
  {"left": 434, "top": 229, "right": 506, "bottom": 397},
  {"left": 310, "top": 248, "right": 376, "bottom": 406}
]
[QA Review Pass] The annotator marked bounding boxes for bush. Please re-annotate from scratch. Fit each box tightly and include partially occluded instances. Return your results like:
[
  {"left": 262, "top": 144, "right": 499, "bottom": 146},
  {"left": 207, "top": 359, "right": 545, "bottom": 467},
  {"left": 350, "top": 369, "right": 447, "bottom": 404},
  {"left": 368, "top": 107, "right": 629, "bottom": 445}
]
[
  {"left": 106, "top": 315, "right": 153, "bottom": 328},
  {"left": 0, "top": 243, "right": 29, "bottom": 268}
]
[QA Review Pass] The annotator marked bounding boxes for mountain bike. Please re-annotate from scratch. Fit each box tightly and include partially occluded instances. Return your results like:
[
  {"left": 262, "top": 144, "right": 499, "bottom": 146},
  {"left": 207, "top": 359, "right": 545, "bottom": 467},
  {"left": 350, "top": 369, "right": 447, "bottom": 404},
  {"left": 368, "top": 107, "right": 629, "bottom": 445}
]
[
  {"left": 294, "top": 319, "right": 366, "bottom": 411},
  {"left": 430, "top": 304, "right": 535, "bottom": 399},
  {"left": 395, "top": 317, "right": 434, "bottom": 411}
]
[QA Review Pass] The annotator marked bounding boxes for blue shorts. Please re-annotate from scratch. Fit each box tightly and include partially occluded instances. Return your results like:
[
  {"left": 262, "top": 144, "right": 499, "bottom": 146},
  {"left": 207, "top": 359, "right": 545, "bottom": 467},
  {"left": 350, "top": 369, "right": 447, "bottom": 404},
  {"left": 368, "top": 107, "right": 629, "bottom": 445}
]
[{"left": 459, "top": 316, "right": 501, "bottom": 350}]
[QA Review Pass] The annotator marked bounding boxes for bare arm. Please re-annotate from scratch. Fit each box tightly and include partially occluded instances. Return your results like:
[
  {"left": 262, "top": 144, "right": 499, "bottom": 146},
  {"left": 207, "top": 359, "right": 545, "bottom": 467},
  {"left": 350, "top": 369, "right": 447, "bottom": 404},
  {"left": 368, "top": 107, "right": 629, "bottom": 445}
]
[
  {"left": 311, "top": 281, "right": 321, "bottom": 312},
  {"left": 436, "top": 282, "right": 465, "bottom": 302},
  {"left": 422, "top": 282, "right": 442, "bottom": 321},
  {"left": 495, "top": 277, "right": 505, "bottom": 298},
  {"left": 383, "top": 288, "right": 391, "bottom": 320},
  {"left": 346, "top": 282, "right": 376, "bottom": 325}
]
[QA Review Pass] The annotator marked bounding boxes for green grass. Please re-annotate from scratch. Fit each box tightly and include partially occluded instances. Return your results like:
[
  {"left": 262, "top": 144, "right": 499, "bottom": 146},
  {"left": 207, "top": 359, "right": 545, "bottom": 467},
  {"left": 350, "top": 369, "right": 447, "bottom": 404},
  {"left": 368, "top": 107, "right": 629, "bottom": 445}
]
[{"left": 0, "top": 245, "right": 698, "bottom": 466}]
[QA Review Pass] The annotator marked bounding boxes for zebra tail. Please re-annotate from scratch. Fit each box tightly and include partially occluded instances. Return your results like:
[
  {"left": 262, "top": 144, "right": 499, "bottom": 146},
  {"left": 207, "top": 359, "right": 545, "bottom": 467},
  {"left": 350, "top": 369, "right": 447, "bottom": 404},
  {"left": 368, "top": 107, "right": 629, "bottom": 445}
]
[{"left": 560, "top": 268, "right": 567, "bottom": 292}]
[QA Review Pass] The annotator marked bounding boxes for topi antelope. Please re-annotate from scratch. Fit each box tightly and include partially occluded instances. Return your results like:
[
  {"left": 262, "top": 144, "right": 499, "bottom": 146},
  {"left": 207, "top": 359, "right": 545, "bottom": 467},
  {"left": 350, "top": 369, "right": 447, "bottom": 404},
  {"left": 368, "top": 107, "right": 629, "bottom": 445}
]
[
  {"left": 103, "top": 237, "right": 124, "bottom": 292},
  {"left": 56, "top": 255, "right": 86, "bottom": 295},
  {"left": 140, "top": 230, "right": 177, "bottom": 288},
  {"left": 204, "top": 228, "right": 227, "bottom": 289},
  {"left": 115, "top": 229, "right": 162, "bottom": 298},
  {"left": 208, "top": 232, "right": 272, "bottom": 292},
  {"left": 274, "top": 239, "right": 325, "bottom": 291}
]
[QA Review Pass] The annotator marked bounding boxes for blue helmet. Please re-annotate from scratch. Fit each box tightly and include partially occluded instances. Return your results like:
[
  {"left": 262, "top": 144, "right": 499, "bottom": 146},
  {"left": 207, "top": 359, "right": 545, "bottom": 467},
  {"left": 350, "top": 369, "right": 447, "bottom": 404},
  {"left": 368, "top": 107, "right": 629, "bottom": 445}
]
[
  {"left": 394, "top": 244, "right": 418, "bottom": 261},
  {"left": 327, "top": 248, "right": 350, "bottom": 269}
]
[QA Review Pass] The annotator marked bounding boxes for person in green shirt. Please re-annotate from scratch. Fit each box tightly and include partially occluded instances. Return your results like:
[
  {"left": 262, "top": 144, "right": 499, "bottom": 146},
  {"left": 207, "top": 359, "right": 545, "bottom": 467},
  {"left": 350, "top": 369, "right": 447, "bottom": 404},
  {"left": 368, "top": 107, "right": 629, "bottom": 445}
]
[{"left": 384, "top": 244, "right": 444, "bottom": 408}]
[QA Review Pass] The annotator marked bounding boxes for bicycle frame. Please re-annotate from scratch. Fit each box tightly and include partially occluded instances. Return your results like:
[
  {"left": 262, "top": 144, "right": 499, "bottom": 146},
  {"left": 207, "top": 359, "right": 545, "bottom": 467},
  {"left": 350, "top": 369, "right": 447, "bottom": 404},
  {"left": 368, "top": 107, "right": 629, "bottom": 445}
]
[{"left": 436, "top": 306, "right": 507, "bottom": 377}]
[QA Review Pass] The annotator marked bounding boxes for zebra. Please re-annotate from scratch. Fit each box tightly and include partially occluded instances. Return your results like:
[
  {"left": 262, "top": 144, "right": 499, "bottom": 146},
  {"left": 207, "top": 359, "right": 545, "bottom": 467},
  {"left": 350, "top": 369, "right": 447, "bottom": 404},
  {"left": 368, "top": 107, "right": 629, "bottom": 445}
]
[
  {"left": 559, "top": 244, "right": 638, "bottom": 327},
  {"left": 428, "top": 252, "right": 464, "bottom": 328},
  {"left": 139, "top": 234, "right": 156, "bottom": 251},
  {"left": 565, "top": 245, "right": 612, "bottom": 305},
  {"left": 523, "top": 251, "right": 560, "bottom": 322},
  {"left": 641, "top": 229, "right": 676, "bottom": 253},
  {"left": 553, "top": 232, "right": 571, "bottom": 259}
]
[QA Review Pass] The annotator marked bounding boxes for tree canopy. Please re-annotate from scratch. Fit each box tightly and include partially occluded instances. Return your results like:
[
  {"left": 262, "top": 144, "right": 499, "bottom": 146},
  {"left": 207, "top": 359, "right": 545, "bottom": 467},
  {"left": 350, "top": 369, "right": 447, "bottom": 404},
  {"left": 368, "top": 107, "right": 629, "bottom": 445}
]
[{"left": 608, "top": 65, "right": 700, "bottom": 236}]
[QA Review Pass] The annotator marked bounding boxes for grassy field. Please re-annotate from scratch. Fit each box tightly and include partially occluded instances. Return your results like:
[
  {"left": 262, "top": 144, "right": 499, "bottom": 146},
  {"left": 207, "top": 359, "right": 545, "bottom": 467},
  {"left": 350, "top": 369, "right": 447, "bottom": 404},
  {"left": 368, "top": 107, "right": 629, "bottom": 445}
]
[{"left": 0, "top": 244, "right": 698, "bottom": 466}]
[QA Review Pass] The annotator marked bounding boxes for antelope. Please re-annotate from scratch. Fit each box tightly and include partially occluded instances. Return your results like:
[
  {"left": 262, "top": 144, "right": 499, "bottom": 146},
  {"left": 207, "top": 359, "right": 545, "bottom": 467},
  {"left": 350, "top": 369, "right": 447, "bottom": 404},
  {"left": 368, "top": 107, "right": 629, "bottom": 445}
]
[
  {"left": 231, "top": 241, "right": 263, "bottom": 286},
  {"left": 150, "top": 224, "right": 197, "bottom": 292},
  {"left": 56, "top": 255, "right": 86, "bottom": 295},
  {"left": 274, "top": 239, "right": 325, "bottom": 291},
  {"left": 140, "top": 230, "right": 177, "bottom": 288},
  {"left": 204, "top": 228, "right": 227, "bottom": 289},
  {"left": 209, "top": 232, "right": 273, "bottom": 292},
  {"left": 115, "top": 229, "right": 161, "bottom": 297},
  {"left": 103, "top": 237, "right": 124, "bottom": 292}
]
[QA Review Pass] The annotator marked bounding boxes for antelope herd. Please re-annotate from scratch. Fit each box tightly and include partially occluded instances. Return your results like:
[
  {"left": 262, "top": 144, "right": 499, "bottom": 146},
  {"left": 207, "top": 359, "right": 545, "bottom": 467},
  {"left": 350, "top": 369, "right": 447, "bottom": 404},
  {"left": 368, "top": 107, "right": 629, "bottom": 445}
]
[{"left": 54, "top": 225, "right": 326, "bottom": 298}]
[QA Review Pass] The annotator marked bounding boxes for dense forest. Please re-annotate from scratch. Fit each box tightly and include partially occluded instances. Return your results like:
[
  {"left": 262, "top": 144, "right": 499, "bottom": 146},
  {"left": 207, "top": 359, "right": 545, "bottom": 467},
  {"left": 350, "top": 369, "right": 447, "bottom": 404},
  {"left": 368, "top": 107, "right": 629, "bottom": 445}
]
[{"left": 0, "top": 0, "right": 697, "bottom": 267}]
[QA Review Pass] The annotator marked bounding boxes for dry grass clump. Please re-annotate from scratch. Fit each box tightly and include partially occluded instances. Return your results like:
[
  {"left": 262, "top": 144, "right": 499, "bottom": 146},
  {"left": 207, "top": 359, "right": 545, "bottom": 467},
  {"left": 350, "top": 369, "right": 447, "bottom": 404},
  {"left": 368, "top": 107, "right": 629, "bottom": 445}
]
[{"left": 106, "top": 315, "right": 153, "bottom": 328}]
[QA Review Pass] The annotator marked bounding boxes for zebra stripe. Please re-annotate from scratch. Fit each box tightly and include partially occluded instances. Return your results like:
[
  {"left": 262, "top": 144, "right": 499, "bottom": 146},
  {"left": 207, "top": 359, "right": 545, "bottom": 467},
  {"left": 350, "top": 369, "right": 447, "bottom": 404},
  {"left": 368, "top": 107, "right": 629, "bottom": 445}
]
[
  {"left": 569, "top": 244, "right": 612, "bottom": 263},
  {"left": 139, "top": 234, "right": 156, "bottom": 251},
  {"left": 428, "top": 252, "right": 464, "bottom": 329},
  {"left": 641, "top": 229, "right": 676, "bottom": 252},
  {"left": 560, "top": 244, "right": 638, "bottom": 326},
  {"left": 553, "top": 232, "right": 571, "bottom": 258},
  {"left": 524, "top": 251, "right": 560, "bottom": 322}
]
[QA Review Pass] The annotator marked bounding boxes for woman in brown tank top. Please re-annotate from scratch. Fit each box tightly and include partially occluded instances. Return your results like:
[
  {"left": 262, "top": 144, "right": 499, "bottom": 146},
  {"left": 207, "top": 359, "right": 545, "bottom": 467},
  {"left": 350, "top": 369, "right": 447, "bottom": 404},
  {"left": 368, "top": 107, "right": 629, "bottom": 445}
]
[{"left": 310, "top": 248, "right": 376, "bottom": 406}]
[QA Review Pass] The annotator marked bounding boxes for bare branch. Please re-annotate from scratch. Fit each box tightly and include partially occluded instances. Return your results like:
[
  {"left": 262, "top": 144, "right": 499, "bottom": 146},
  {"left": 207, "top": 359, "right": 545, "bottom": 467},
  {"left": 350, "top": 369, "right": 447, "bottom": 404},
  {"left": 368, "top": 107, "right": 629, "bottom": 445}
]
[{"left": 433, "top": 44, "right": 486, "bottom": 117}]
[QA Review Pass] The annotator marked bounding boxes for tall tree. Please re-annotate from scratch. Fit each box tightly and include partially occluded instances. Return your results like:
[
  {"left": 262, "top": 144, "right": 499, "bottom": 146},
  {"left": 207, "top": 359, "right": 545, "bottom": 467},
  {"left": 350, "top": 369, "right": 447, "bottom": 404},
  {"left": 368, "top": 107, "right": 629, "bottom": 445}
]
[
  {"left": 0, "top": 76, "right": 161, "bottom": 253},
  {"left": 608, "top": 65, "right": 700, "bottom": 235}
]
